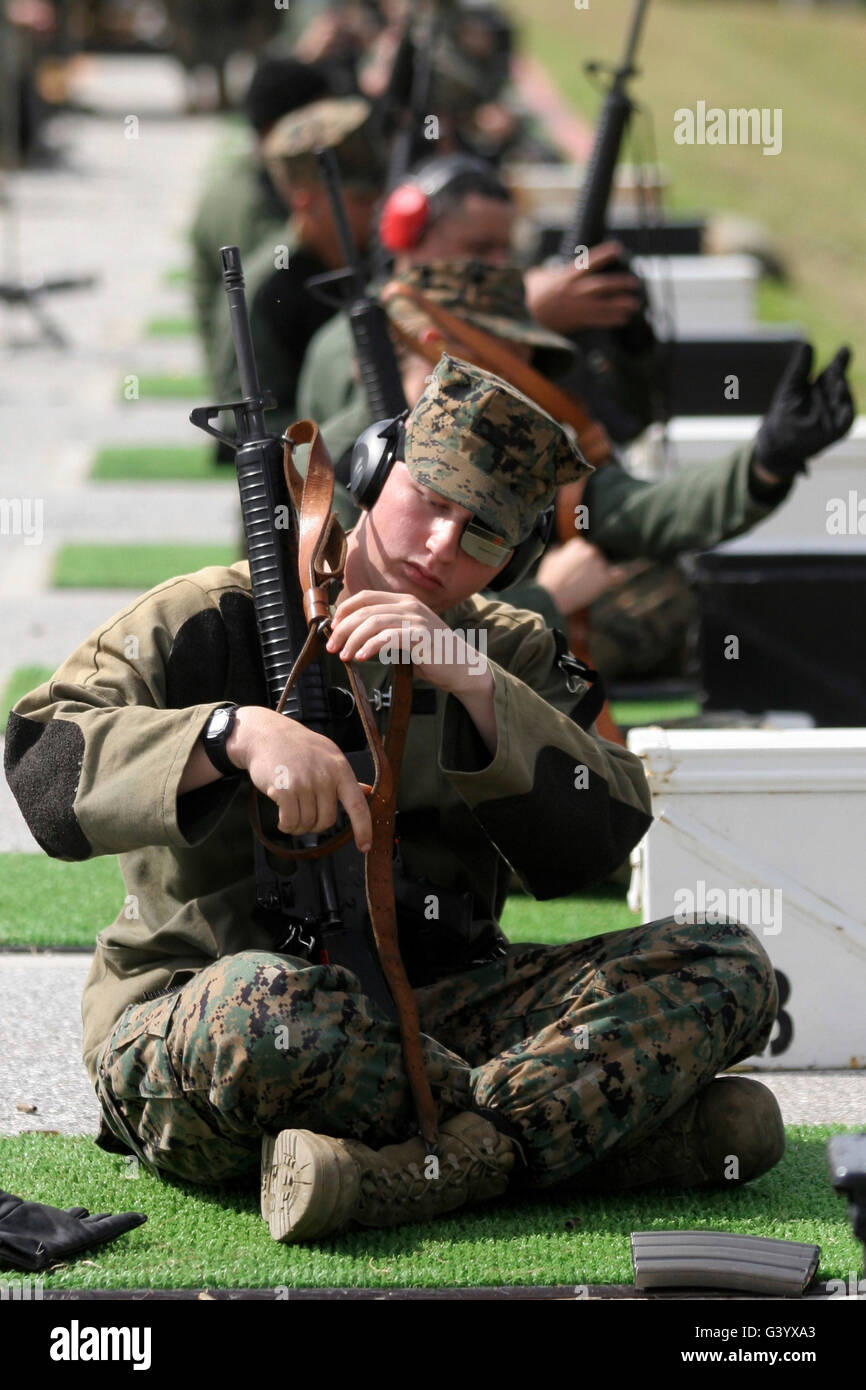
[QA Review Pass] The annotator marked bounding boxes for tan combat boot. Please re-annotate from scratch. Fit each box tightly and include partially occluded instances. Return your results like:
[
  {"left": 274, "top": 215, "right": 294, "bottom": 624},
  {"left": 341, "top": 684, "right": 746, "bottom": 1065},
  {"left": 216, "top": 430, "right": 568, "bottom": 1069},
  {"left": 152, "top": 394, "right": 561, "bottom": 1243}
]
[
  {"left": 261, "top": 1111, "right": 515, "bottom": 1243},
  {"left": 578, "top": 1077, "right": 785, "bottom": 1192}
]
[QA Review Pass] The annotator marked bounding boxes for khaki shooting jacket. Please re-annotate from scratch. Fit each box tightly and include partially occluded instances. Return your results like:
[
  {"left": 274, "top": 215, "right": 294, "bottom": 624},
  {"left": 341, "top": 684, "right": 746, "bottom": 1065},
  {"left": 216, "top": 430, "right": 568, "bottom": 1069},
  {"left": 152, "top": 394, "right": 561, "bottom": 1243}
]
[{"left": 4, "top": 563, "right": 653, "bottom": 1087}]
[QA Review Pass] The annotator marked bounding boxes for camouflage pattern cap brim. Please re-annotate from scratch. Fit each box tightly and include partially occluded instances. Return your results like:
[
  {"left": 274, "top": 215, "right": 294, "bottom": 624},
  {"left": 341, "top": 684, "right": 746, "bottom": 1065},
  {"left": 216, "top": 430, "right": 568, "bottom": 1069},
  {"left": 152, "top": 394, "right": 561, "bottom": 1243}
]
[
  {"left": 403, "top": 353, "right": 590, "bottom": 549},
  {"left": 386, "top": 261, "right": 575, "bottom": 375},
  {"left": 262, "top": 96, "right": 372, "bottom": 160}
]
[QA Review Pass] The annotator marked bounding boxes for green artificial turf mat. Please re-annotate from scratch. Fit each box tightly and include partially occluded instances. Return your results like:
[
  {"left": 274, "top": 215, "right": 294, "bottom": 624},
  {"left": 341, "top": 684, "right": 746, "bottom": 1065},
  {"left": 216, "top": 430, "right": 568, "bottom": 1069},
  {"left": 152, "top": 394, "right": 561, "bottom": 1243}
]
[
  {"left": 162, "top": 267, "right": 190, "bottom": 287},
  {"left": 89, "top": 444, "right": 230, "bottom": 482},
  {"left": 0, "top": 855, "right": 125, "bottom": 948},
  {"left": 52, "top": 543, "right": 238, "bottom": 590},
  {"left": 145, "top": 316, "right": 195, "bottom": 338},
  {"left": 610, "top": 698, "right": 703, "bottom": 727},
  {"left": 1, "top": 1127, "right": 858, "bottom": 1290},
  {"left": 0, "top": 665, "right": 53, "bottom": 734},
  {"left": 120, "top": 373, "right": 209, "bottom": 401}
]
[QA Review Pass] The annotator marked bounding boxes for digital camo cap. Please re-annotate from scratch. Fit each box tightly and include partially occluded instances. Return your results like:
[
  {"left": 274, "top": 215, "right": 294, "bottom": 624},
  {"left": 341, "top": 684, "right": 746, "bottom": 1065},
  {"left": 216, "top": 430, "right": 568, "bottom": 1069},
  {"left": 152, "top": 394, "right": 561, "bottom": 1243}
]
[
  {"left": 403, "top": 354, "right": 591, "bottom": 549},
  {"left": 385, "top": 261, "right": 575, "bottom": 379}
]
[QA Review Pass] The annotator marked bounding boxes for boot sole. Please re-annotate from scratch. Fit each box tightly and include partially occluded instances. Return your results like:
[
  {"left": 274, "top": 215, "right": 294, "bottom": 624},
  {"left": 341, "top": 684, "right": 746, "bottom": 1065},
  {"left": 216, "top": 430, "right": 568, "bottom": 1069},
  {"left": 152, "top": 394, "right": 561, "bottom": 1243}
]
[{"left": 261, "top": 1129, "right": 358, "bottom": 1243}]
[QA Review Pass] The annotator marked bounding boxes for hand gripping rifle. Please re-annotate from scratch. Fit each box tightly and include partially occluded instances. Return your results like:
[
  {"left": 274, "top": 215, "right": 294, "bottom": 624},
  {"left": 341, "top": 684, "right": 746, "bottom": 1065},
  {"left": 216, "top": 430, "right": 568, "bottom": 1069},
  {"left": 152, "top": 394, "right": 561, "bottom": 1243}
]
[
  {"left": 190, "top": 248, "right": 438, "bottom": 1151},
  {"left": 557, "top": 0, "right": 662, "bottom": 444}
]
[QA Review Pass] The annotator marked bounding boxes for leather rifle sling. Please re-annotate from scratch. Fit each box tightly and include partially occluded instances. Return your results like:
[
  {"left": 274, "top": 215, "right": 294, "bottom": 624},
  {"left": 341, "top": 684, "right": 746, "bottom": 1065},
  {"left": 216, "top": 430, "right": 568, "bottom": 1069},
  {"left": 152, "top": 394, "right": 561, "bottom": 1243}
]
[
  {"left": 381, "top": 284, "right": 626, "bottom": 746},
  {"left": 247, "top": 419, "right": 439, "bottom": 1150}
]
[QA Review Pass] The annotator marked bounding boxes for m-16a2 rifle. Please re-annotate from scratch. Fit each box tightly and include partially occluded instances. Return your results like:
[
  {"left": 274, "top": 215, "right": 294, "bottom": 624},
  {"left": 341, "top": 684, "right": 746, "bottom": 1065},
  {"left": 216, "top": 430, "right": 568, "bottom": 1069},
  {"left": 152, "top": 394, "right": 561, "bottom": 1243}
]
[
  {"left": 190, "top": 246, "right": 440, "bottom": 1148},
  {"left": 557, "top": 0, "right": 663, "bottom": 444},
  {"left": 189, "top": 246, "right": 401, "bottom": 1018}
]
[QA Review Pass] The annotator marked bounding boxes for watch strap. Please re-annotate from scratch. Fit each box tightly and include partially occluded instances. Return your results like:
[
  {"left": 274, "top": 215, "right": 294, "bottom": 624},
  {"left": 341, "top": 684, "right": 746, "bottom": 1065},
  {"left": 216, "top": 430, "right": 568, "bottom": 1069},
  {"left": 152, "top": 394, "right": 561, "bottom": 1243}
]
[{"left": 202, "top": 704, "right": 240, "bottom": 778}]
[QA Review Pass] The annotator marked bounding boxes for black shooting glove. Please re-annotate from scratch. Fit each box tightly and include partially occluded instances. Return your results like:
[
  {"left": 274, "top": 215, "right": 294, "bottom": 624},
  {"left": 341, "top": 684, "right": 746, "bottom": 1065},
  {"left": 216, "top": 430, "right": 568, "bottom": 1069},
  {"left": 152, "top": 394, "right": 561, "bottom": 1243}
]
[
  {"left": 753, "top": 343, "right": 855, "bottom": 482},
  {"left": 0, "top": 1190, "right": 146, "bottom": 1272}
]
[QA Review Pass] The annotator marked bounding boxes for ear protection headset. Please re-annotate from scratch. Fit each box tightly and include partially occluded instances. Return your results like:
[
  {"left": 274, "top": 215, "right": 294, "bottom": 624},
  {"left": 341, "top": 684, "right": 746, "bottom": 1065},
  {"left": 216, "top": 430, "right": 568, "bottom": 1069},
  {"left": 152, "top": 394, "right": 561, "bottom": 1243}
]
[
  {"left": 348, "top": 412, "right": 553, "bottom": 592},
  {"left": 379, "top": 154, "right": 511, "bottom": 255}
]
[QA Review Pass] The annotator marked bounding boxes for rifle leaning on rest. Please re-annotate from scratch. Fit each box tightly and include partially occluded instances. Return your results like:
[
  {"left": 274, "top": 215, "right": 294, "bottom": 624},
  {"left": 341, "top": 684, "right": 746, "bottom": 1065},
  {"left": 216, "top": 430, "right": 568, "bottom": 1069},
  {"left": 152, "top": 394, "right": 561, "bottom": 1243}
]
[
  {"left": 190, "top": 246, "right": 438, "bottom": 1150},
  {"left": 556, "top": 0, "right": 662, "bottom": 447}
]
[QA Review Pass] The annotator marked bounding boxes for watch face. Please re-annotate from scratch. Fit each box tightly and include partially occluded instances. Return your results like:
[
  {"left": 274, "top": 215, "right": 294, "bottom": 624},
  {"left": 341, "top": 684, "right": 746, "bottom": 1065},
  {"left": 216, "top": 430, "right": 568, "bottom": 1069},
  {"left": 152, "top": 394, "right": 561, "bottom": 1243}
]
[{"left": 210, "top": 707, "right": 232, "bottom": 737}]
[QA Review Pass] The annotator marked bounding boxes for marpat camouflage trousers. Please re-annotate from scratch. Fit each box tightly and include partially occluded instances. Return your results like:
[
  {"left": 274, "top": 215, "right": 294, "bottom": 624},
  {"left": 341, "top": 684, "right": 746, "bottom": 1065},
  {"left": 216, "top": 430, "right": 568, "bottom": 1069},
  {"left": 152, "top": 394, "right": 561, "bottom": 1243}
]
[{"left": 95, "top": 916, "right": 778, "bottom": 1188}]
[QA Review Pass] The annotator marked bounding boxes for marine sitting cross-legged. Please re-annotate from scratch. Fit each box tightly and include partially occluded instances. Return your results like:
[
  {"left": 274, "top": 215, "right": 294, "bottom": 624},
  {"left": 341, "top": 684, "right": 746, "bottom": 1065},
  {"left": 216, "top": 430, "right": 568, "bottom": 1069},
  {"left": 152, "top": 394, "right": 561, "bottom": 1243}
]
[{"left": 4, "top": 356, "right": 782, "bottom": 1242}]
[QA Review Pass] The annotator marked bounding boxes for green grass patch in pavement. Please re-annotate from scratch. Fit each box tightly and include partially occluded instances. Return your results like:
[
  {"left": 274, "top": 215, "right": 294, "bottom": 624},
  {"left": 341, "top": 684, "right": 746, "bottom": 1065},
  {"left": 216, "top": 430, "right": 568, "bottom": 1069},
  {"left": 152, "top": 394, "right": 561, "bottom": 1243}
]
[
  {"left": 1, "top": 666, "right": 53, "bottom": 734},
  {"left": 120, "top": 373, "right": 209, "bottom": 401},
  {"left": 145, "top": 316, "right": 196, "bottom": 338},
  {"left": 611, "top": 697, "right": 702, "bottom": 728},
  {"left": 511, "top": 0, "right": 866, "bottom": 405},
  {"left": 51, "top": 543, "right": 238, "bottom": 590},
  {"left": 89, "top": 444, "right": 230, "bottom": 482},
  {"left": 0, "top": 855, "right": 126, "bottom": 948},
  {"left": 0, "top": 1127, "right": 857, "bottom": 1290}
]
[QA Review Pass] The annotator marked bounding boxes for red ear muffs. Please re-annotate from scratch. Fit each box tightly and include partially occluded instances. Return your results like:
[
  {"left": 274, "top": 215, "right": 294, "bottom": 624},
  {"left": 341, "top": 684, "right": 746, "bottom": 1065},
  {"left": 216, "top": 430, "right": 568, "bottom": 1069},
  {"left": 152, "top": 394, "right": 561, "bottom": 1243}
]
[{"left": 379, "top": 183, "right": 430, "bottom": 252}]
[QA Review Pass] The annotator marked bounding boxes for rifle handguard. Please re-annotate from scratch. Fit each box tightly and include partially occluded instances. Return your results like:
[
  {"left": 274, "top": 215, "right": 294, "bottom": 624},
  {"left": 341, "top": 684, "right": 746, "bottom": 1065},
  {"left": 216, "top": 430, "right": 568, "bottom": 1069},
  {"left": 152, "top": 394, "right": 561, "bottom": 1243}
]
[{"left": 247, "top": 419, "right": 391, "bottom": 864}]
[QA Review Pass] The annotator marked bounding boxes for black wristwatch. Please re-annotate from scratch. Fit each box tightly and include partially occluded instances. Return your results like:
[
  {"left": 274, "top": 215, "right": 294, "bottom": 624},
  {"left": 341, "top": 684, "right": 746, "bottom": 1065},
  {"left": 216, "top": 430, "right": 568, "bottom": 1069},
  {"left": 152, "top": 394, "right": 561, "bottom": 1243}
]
[{"left": 201, "top": 703, "right": 240, "bottom": 778}]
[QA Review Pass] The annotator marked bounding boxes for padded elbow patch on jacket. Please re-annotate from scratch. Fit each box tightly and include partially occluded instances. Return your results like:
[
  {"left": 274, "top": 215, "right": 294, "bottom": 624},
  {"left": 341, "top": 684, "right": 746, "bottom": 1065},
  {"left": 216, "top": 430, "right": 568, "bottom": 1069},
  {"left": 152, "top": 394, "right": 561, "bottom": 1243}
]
[
  {"left": 471, "top": 745, "right": 652, "bottom": 897},
  {"left": 3, "top": 712, "right": 92, "bottom": 860},
  {"left": 165, "top": 593, "right": 267, "bottom": 710}
]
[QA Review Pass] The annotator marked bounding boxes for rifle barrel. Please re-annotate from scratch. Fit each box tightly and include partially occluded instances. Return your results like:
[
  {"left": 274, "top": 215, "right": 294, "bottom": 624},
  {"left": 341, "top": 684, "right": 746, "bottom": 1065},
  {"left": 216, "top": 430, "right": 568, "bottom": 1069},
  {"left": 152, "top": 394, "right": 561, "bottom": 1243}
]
[
  {"left": 315, "top": 151, "right": 408, "bottom": 422},
  {"left": 622, "top": 0, "right": 651, "bottom": 72},
  {"left": 315, "top": 149, "right": 362, "bottom": 279},
  {"left": 558, "top": 0, "right": 652, "bottom": 258},
  {"left": 219, "top": 246, "right": 266, "bottom": 438}
]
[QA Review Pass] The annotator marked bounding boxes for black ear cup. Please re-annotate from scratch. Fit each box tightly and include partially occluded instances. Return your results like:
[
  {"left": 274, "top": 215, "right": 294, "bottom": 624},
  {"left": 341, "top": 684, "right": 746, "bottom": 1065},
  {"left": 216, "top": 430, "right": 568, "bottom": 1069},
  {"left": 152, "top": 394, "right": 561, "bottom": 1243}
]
[
  {"left": 349, "top": 415, "right": 553, "bottom": 592},
  {"left": 348, "top": 414, "right": 407, "bottom": 509}
]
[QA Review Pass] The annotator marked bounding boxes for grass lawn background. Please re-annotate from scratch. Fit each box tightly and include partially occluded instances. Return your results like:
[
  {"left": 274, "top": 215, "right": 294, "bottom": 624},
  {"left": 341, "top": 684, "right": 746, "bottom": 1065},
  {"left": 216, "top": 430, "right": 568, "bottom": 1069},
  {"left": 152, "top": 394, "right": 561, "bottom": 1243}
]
[{"left": 507, "top": 0, "right": 866, "bottom": 403}]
